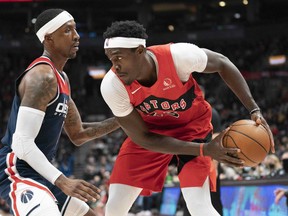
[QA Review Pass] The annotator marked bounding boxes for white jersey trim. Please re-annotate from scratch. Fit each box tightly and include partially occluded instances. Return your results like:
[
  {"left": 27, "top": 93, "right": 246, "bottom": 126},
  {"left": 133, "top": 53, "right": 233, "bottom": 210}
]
[{"left": 100, "top": 71, "right": 133, "bottom": 117}]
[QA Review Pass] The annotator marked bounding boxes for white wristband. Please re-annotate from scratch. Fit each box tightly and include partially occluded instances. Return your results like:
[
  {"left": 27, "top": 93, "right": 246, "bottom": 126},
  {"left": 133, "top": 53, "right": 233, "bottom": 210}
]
[{"left": 249, "top": 107, "right": 261, "bottom": 115}]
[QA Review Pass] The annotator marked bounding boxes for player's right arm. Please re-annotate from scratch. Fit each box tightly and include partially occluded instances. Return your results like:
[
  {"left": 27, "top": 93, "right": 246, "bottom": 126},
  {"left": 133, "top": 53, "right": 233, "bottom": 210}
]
[
  {"left": 101, "top": 71, "right": 244, "bottom": 166},
  {"left": 12, "top": 64, "right": 100, "bottom": 202},
  {"left": 119, "top": 109, "right": 243, "bottom": 166}
]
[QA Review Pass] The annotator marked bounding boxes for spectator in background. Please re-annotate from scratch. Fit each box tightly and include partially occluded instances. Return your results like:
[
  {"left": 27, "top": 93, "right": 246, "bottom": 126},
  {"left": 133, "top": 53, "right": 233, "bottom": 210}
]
[
  {"left": 274, "top": 189, "right": 288, "bottom": 206},
  {"left": 274, "top": 151, "right": 288, "bottom": 207},
  {"left": 263, "top": 154, "right": 283, "bottom": 177},
  {"left": 0, "top": 197, "right": 10, "bottom": 214},
  {"left": 279, "top": 151, "right": 288, "bottom": 176},
  {"left": 59, "top": 151, "right": 75, "bottom": 177}
]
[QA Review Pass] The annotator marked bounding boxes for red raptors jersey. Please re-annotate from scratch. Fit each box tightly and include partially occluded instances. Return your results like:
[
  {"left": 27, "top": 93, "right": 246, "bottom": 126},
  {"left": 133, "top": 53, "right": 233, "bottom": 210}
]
[
  {"left": 125, "top": 44, "right": 212, "bottom": 141},
  {"left": 109, "top": 44, "right": 214, "bottom": 194}
]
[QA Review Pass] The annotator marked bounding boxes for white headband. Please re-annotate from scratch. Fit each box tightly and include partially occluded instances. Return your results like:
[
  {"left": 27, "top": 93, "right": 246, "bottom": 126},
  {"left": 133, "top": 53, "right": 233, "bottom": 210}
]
[
  {"left": 36, "top": 11, "right": 74, "bottom": 43},
  {"left": 104, "top": 37, "right": 146, "bottom": 48}
]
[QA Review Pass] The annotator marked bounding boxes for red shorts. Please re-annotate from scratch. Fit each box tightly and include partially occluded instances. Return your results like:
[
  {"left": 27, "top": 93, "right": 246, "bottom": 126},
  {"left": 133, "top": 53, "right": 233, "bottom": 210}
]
[{"left": 109, "top": 140, "right": 215, "bottom": 196}]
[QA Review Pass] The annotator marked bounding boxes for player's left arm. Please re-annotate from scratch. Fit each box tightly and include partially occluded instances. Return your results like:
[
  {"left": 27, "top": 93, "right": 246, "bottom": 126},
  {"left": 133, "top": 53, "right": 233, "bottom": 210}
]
[
  {"left": 202, "top": 48, "right": 275, "bottom": 153},
  {"left": 62, "top": 73, "right": 119, "bottom": 146},
  {"left": 64, "top": 98, "right": 119, "bottom": 146}
]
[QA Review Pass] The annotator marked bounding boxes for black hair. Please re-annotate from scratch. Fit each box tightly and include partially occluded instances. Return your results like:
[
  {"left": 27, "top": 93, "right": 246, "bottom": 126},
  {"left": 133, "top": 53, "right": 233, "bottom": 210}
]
[
  {"left": 103, "top": 20, "right": 148, "bottom": 39},
  {"left": 34, "top": 8, "right": 64, "bottom": 33}
]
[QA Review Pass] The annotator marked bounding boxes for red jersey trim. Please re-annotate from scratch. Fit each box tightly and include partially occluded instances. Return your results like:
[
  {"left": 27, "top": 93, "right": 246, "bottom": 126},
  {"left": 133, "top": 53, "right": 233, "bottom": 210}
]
[{"left": 25, "top": 56, "right": 69, "bottom": 95}]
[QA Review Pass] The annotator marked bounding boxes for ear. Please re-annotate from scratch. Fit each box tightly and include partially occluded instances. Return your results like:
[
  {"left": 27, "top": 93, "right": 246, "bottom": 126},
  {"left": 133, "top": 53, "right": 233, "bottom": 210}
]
[
  {"left": 44, "top": 34, "right": 53, "bottom": 43},
  {"left": 136, "top": 45, "right": 145, "bottom": 55}
]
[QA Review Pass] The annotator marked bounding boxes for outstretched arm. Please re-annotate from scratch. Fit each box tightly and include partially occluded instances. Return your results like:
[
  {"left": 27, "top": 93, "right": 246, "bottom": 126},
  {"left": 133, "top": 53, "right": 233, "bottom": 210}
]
[{"left": 64, "top": 98, "right": 119, "bottom": 146}]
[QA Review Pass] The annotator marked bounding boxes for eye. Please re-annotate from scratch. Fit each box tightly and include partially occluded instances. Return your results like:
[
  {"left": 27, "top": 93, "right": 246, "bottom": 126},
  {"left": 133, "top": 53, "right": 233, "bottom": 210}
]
[{"left": 109, "top": 56, "right": 123, "bottom": 62}]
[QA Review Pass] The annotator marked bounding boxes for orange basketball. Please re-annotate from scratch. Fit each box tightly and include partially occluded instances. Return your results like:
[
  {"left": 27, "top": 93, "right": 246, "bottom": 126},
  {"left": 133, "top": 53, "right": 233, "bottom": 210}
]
[{"left": 222, "top": 119, "right": 271, "bottom": 167}]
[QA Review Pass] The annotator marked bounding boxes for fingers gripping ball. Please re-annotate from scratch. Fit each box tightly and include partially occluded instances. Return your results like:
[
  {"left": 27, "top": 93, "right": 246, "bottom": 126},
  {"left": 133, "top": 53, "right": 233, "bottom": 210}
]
[{"left": 222, "top": 119, "right": 271, "bottom": 167}]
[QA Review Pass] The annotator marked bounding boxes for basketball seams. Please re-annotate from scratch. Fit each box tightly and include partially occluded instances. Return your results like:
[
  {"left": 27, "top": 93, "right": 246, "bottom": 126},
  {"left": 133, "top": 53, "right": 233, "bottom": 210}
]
[
  {"left": 222, "top": 119, "right": 270, "bottom": 167},
  {"left": 258, "top": 124, "right": 272, "bottom": 150},
  {"left": 232, "top": 123, "right": 269, "bottom": 136},
  {"left": 231, "top": 121, "right": 255, "bottom": 127},
  {"left": 222, "top": 130, "right": 229, "bottom": 147},
  {"left": 224, "top": 134, "right": 258, "bottom": 166},
  {"left": 229, "top": 129, "right": 268, "bottom": 153}
]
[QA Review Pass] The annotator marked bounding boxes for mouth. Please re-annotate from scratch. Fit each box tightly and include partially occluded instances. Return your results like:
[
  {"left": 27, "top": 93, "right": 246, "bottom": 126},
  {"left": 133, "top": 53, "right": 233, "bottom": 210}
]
[
  {"left": 72, "top": 47, "right": 79, "bottom": 51},
  {"left": 72, "top": 43, "right": 80, "bottom": 51},
  {"left": 117, "top": 74, "right": 126, "bottom": 78}
]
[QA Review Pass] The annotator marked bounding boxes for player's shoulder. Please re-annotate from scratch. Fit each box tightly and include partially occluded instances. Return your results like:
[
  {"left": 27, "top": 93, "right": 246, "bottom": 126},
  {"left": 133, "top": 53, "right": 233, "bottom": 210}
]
[
  {"left": 171, "top": 42, "right": 202, "bottom": 52},
  {"left": 101, "top": 70, "right": 125, "bottom": 95},
  {"left": 170, "top": 42, "right": 207, "bottom": 61},
  {"left": 24, "top": 64, "right": 56, "bottom": 85},
  {"left": 102, "top": 69, "right": 119, "bottom": 84}
]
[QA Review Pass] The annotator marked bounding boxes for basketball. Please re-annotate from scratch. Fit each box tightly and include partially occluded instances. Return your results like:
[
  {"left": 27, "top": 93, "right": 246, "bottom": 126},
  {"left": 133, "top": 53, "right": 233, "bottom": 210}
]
[{"left": 222, "top": 119, "right": 271, "bottom": 167}]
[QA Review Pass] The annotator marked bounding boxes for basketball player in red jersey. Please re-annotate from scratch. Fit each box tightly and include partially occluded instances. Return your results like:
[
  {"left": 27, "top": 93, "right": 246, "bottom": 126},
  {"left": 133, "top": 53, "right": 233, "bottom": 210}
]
[
  {"left": 0, "top": 9, "right": 119, "bottom": 216},
  {"left": 100, "top": 20, "right": 274, "bottom": 216}
]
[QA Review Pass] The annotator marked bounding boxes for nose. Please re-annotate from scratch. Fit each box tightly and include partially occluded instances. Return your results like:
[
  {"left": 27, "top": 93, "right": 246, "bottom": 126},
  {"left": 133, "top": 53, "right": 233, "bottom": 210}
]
[
  {"left": 114, "top": 65, "right": 120, "bottom": 71},
  {"left": 73, "top": 29, "right": 80, "bottom": 41}
]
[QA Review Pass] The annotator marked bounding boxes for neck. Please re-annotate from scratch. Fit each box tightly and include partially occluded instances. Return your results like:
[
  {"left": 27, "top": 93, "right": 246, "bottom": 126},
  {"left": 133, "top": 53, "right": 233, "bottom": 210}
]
[
  {"left": 42, "top": 50, "right": 67, "bottom": 72},
  {"left": 138, "top": 53, "right": 157, "bottom": 87}
]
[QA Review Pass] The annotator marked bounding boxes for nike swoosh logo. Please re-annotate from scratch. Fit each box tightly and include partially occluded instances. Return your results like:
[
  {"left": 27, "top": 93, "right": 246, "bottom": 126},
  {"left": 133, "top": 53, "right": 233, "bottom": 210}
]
[{"left": 131, "top": 87, "right": 142, "bottom": 94}]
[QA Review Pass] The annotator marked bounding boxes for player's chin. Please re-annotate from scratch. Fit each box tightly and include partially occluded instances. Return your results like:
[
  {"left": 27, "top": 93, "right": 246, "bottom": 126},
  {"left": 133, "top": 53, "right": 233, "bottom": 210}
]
[
  {"left": 123, "top": 80, "right": 132, "bottom": 85},
  {"left": 119, "top": 77, "right": 132, "bottom": 85},
  {"left": 68, "top": 53, "right": 77, "bottom": 59}
]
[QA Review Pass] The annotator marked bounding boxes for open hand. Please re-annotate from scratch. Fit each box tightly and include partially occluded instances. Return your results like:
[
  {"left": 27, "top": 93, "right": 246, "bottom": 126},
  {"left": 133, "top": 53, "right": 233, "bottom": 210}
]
[
  {"left": 55, "top": 175, "right": 101, "bottom": 202},
  {"left": 204, "top": 128, "right": 244, "bottom": 167},
  {"left": 251, "top": 111, "right": 275, "bottom": 153}
]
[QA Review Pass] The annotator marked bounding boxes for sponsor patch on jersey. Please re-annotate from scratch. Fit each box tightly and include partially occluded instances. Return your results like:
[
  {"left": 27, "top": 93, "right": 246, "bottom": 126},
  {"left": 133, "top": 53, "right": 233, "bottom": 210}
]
[{"left": 163, "top": 78, "right": 175, "bottom": 90}]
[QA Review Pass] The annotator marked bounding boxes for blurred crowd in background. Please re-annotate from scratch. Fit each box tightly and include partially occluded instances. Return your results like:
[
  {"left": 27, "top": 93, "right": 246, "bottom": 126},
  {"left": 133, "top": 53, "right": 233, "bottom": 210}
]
[{"left": 1, "top": 18, "right": 288, "bottom": 216}]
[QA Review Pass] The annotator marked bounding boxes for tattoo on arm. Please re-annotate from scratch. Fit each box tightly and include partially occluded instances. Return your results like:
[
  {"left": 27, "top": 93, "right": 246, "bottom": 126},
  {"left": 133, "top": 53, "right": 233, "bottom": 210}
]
[
  {"left": 82, "top": 117, "right": 119, "bottom": 139},
  {"left": 65, "top": 98, "right": 119, "bottom": 145},
  {"left": 20, "top": 66, "right": 57, "bottom": 111},
  {"left": 65, "top": 99, "right": 81, "bottom": 127}
]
